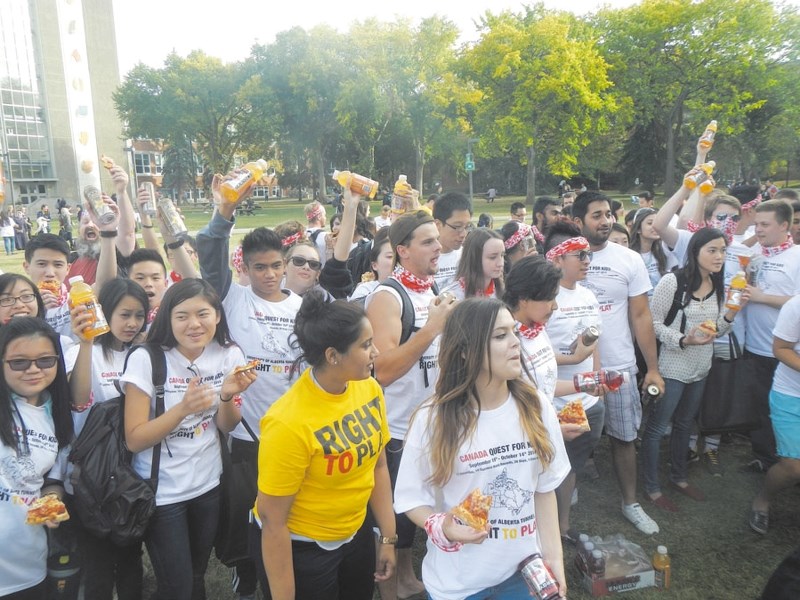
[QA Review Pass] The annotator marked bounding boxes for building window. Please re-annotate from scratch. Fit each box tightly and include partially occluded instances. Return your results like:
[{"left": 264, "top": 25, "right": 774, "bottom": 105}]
[
  {"left": 134, "top": 152, "right": 163, "bottom": 175},
  {"left": 251, "top": 186, "right": 268, "bottom": 198},
  {"left": 18, "top": 182, "right": 47, "bottom": 205}
]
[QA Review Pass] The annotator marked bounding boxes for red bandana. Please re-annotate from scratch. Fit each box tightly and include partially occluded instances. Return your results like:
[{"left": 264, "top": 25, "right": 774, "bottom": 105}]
[
  {"left": 686, "top": 218, "right": 737, "bottom": 244},
  {"left": 545, "top": 236, "right": 589, "bottom": 261},
  {"left": 56, "top": 283, "right": 68, "bottom": 308},
  {"left": 169, "top": 270, "right": 182, "bottom": 284},
  {"left": 762, "top": 235, "right": 794, "bottom": 258},
  {"left": 742, "top": 194, "right": 763, "bottom": 213},
  {"left": 281, "top": 231, "right": 304, "bottom": 248},
  {"left": 459, "top": 277, "right": 495, "bottom": 297},
  {"left": 517, "top": 322, "right": 545, "bottom": 340},
  {"left": 147, "top": 305, "right": 159, "bottom": 324},
  {"left": 232, "top": 245, "right": 244, "bottom": 274},
  {"left": 391, "top": 265, "right": 434, "bottom": 293}
]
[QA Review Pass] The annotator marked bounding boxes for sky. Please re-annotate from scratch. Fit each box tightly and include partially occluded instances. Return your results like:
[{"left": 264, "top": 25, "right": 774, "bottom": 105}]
[{"left": 112, "top": 0, "right": 641, "bottom": 77}]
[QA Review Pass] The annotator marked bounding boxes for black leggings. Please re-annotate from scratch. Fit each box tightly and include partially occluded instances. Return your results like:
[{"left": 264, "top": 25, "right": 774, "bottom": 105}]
[{"left": 248, "top": 520, "right": 376, "bottom": 600}]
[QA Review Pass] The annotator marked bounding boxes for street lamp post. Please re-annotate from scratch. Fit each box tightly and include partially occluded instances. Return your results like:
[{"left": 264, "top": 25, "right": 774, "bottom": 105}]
[{"left": 466, "top": 138, "right": 479, "bottom": 203}]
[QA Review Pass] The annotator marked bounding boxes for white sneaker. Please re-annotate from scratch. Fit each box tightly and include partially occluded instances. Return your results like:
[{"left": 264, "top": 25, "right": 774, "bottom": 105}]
[
  {"left": 571, "top": 487, "right": 578, "bottom": 506},
  {"left": 621, "top": 502, "right": 660, "bottom": 535}
]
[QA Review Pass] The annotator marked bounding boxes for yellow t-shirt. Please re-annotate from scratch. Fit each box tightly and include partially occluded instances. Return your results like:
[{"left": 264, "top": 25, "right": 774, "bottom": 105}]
[{"left": 255, "top": 368, "right": 388, "bottom": 541}]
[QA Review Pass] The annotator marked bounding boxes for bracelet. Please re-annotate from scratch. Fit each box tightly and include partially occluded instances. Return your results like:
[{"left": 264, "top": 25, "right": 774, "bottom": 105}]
[
  {"left": 142, "top": 224, "right": 154, "bottom": 229},
  {"left": 679, "top": 336, "right": 687, "bottom": 349},
  {"left": 423, "top": 512, "right": 463, "bottom": 553},
  {"left": 723, "top": 315, "right": 733, "bottom": 323},
  {"left": 219, "top": 393, "right": 232, "bottom": 403},
  {"left": 99, "top": 230, "right": 118, "bottom": 238},
  {"left": 166, "top": 239, "right": 185, "bottom": 250}
]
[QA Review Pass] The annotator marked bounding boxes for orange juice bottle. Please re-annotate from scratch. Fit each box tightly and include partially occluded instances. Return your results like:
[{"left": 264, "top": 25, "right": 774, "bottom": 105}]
[
  {"left": 68, "top": 276, "right": 109, "bottom": 339},
  {"left": 653, "top": 546, "right": 671, "bottom": 590},
  {"left": 699, "top": 120, "right": 718, "bottom": 150},
  {"left": 220, "top": 159, "right": 268, "bottom": 203},
  {"left": 725, "top": 271, "right": 747, "bottom": 311},
  {"left": 332, "top": 170, "right": 379, "bottom": 199},
  {"left": 684, "top": 161, "right": 716, "bottom": 190}
]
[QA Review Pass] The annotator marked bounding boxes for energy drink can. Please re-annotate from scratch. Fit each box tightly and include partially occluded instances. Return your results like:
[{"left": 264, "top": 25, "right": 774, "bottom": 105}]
[
  {"left": 140, "top": 182, "right": 157, "bottom": 217},
  {"left": 519, "top": 554, "right": 560, "bottom": 600}
]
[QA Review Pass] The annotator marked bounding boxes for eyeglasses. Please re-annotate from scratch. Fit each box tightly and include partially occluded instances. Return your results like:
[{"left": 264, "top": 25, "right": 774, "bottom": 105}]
[
  {"left": 444, "top": 222, "right": 474, "bottom": 234},
  {"left": 715, "top": 213, "right": 741, "bottom": 223},
  {"left": 6, "top": 356, "right": 58, "bottom": 371},
  {"left": 289, "top": 256, "right": 322, "bottom": 271},
  {"left": 0, "top": 293, "right": 37, "bottom": 307},
  {"left": 565, "top": 250, "right": 593, "bottom": 262}
]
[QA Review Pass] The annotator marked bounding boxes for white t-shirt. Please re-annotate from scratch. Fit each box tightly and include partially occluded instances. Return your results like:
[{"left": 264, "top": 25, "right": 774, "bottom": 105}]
[
  {"left": 434, "top": 248, "right": 462, "bottom": 290},
  {"left": 394, "top": 395, "right": 570, "bottom": 600},
  {"left": 639, "top": 243, "right": 678, "bottom": 298},
  {"left": 519, "top": 329, "right": 558, "bottom": 406},
  {"left": 120, "top": 343, "right": 244, "bottom": 505},
  {"left": 222, "top": 285, "right": 303, "bottom": 441},
  {"left": 770, "top": 294, "right": 800, "bottom": 396},
  {"left": 366, "top": 283, "right": 439, "bottom": 439},
  {"left": 0, "top": 398, "right": 59, "bottom": 595},
  {"left": 743, "top": 246, "right": 800, "bottom": 357},
  {"left": 582, "top": 242, "right": 652, "bottom": 370},
  {"left": 307, "top": 227, "right": 329, "bottom": 265},
  {"left": 545, "top": 284, "right": 602, "bottom": 412},
  {"left": 46, "top": 303, "right": 73, "bottom": 339},
  {"left": 349, "top": 280, "right": 380, "bottom": 303},
  {"left": 374, "top": 216, "right": 392, "bottom": 230}
]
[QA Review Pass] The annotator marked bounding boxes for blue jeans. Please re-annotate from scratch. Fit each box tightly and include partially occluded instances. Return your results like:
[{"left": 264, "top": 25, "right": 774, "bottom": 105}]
[
  {"left": 3, "top": 236, "right": 14, "bottom": 254},
  {"left": 145, "top": 486, "right": 221, "bottom": 600},
  {"left": 641, "top": 378, "right": 707, "bottom": 495},
  {"left": 428, "top": 570, "right": 530, "bottom": 599}
]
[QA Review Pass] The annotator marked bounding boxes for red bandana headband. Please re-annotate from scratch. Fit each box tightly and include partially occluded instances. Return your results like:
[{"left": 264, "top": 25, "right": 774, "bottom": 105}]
[
  {"left": 545, "top": 236, "right": 589, "bottom": 261},
  {"left": 504, "top": 223, "right": 538, "bottom": 250},
  {"left": 281, "top": 231, "right": 304, "bottom": 248},
  {"left": 231, "top": 245, "right": 244, "bottom": 274},
  {"left": 307, "top": 205, "right": 325, "bottom": 222},
  {"left": 742, "top": 194, "right": 763, "bottom": 213}
]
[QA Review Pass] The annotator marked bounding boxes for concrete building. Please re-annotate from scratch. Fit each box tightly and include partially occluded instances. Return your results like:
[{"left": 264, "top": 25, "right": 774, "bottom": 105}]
[{"left": 0, "top": 0, "right": 125, "bottom": 211}]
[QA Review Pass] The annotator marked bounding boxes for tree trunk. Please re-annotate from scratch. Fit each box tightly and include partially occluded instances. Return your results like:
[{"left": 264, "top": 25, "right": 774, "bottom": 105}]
[
  {"left": 526, "top": 144, "right": 537, "bottom": 204},
  {"left": 664, "top": 91, "right": 688, "bottom": 196},
  {"left": 315, "top": 147, "right": 327, "bottom": 200}
]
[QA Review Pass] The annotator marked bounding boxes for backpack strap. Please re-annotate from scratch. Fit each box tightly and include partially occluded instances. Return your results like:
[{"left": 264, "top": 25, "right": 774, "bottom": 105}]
[
  {"left": 381, "top": 278, "right": 417, "bottom": 345},
  {"left": 663, "top": 271, "right": 690, "bottom": 333},
  {"left": 123, "top": 344, "right": 167, "bottom": 491}
]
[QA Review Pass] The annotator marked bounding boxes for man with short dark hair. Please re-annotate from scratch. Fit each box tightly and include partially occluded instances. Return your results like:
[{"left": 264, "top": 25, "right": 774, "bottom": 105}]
[
  {"left": 533, "top": 196, "right": 562, "bottom": 235},
  {"left": 637, "top": 191, "right": 655, "bottom": 209},
  {"left": 572, "top": 191, "right": 664, "bottom": 535},
  {"left": 432, "top": 191, "right": 473, "bottom": 288},
  {"left": 510, "top": 202, "right": 527, "bottom": 223}
]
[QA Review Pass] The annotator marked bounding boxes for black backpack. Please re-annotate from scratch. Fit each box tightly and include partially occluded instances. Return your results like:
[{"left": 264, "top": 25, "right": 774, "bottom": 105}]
[
  {"left": 345, "top": 239, "right": 374, "bottom": 285},
  {"left": 69, "top": 344, "right": 167, "bottom": 547},
  {"left": 663, "top": 271, "right": 691, "bottom": 332}
]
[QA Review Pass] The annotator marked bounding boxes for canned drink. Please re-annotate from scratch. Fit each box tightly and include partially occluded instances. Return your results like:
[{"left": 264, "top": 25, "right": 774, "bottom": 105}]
[
  {"left": 642, "top": 384, "right": 660, "bottom": 405},
  {"left": 519, "top": 554, "right": 560, "bottom": 600},
  {"left": 157, "top": 197, "right": 187, "bottom": 239},
  {"left": 83, "top": 185, "right": 115, "bottom": 225},
  {"left": 569, "top": 325, "right": 601, "bottom": 353},
  {"left": 140, "top": 183, "right": 157, "bottom": 217}
]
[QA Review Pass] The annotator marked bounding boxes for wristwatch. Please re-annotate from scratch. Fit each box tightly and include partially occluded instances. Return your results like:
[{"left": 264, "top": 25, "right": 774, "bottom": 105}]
[{"left": 378, "top": 535, "right": 398, "bottom": 545}]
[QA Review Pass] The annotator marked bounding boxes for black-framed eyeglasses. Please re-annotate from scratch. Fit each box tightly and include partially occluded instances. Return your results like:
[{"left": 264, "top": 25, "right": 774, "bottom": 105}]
[
  {"left": 715, "top": 213, "right": 741, "bottom": 223},
  {"left": 6, "top": 356, "right": 58, "bottom": 371},
  {"left": 444, "top": 221, "right": 473, "bottom": 234},
  {"left": 289, "top": 256, "right": 322, "bottom": 271},
  {"left": 565, "top": 250, "right": 593, "bottom": 262},
  {"left": 0, "top": 293, "right": 37, "bottom": 307}
]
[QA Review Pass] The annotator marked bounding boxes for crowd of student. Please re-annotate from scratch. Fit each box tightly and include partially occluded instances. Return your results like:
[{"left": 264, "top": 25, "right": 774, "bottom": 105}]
[{"left": 1, "top": 134, "right": 799, "bottom": 600}]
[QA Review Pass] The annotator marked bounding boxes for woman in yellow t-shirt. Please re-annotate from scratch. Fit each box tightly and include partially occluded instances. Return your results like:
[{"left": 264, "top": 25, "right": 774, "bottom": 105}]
[{"left": 250, "top": 290, "right": 396, "bottom": 600}]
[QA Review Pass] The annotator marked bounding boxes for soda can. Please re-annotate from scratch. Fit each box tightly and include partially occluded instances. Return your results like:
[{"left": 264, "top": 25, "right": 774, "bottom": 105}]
[
  {"left": 519, "top": 554, "right": 560, "bottom": 600},
  {"left": 83, "top": 185, "right": 115, "bottom": 225},
  {"left": 642, "top": 384, "right": 661, "bottom": 405},
  {"left": 157, "top": 197, "right": 187, "bottom": 239},
  {"left": 140, "top": 183, "right": 157, "bottom": 217},
  {"left": 569, "top": 325, "right": 601, "bottom": 353}
]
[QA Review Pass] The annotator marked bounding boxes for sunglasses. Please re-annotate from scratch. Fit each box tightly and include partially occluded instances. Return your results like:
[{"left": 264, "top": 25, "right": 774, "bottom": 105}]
[
  {"left": 566, "top": 250, "right": 593, "bottom": 262},
  {"left": 6, "top": 356, "right": 59, "bottom": 371},
  {"left": 715, "top": 213, "right": 741, "bottom": 223},
  {"left": 289, "top": 256, "right": 322, "bottom": 271}
]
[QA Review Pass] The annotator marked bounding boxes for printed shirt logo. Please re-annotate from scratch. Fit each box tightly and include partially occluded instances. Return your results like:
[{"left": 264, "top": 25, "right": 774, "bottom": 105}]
[{"left": 313, "top": 397, "right": 384, "bottom": 475}]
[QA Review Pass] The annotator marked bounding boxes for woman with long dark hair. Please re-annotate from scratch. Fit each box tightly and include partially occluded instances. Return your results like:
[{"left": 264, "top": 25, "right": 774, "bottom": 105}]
[
  {"left": 394, "top": 298, "right": 569, "bottom": 599},
  {"left": 629, "top": 208, "right": 678, "bottom": 296},
  {"left": 0, "top": 317, "right": 73, "bottom": 598},
  {"left": 121, "top": 279, "right": 256, "bottom": 599},
  {"left": 251, "top": 290, "right": 396, "bottom": 600},
  {"left": 641, "top": 228, "right": 748, "bottom": 512}
]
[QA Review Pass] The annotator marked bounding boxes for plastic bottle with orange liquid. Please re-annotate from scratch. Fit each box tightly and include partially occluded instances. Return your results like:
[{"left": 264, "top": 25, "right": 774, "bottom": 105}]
[
  {"left": 220, "top": 159, "right": 269, "bottom": 203},
  {"left": 725, "top": 271, "right": 747, "bottom": 311},
  {"left": 68, "top": 276, "right": 109, "bottom": 339},
  {"left": 699, "top": 120, "right": 718, "bottom": 150},
  {"left": 332, "top": 170, "right": 379, "bottom": 199}
]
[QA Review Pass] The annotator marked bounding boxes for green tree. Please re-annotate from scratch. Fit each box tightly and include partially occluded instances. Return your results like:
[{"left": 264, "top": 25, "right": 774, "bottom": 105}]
[
  {"left": 462, "top": 8, "right": 616, "bottom": 201},
  {"left": 114, "top": 51, "right": 270, "bottom": 176},
  {"left": 160, "top": 142, "right": 197, "bottom": 203},
  {"left": 594, "top": 0, "right": 800, "bottom": 193}
]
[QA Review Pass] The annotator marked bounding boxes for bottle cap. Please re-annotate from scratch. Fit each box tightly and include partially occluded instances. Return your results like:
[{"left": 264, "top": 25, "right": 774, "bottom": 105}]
[
  {"left": 584, "top": 542, "right": 595, "bottom": 551},
  {"left": 69, "top": 276, "right": 83, "bottom": 285},
  {"left": 646, "top": 384, "right": 660, "bottom": 397},
  {"left": 657, "top": 545, "right": 668, "bottom": 554},
  {"left": 592, "top": 549, "right": 603, "bottom": 559},
  {"left": 255, "top": 159, "right": 268, "bottom": 171},
  {"left": 579, "top": 533, "right": 589, "bottom": 543}
]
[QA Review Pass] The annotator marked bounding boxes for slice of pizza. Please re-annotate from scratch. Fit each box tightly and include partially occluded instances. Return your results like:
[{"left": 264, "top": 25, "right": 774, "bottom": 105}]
[
  {"left": 233, "top": 359, "right": 260, "bottom": 375},
  {"left": 558, "top": 399, "right": 590, "bottom": 431},
  {"left": 26, "top": 494, "right": 70, "bottom": 525},
  {"left": 451, "top": 488, "right": 492, "bottom": 530}
]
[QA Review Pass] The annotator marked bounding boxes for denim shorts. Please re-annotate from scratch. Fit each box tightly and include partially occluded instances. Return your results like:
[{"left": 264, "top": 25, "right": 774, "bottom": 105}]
[{"left": 769, "top": 389, "right": 800, "bottom": 459}]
